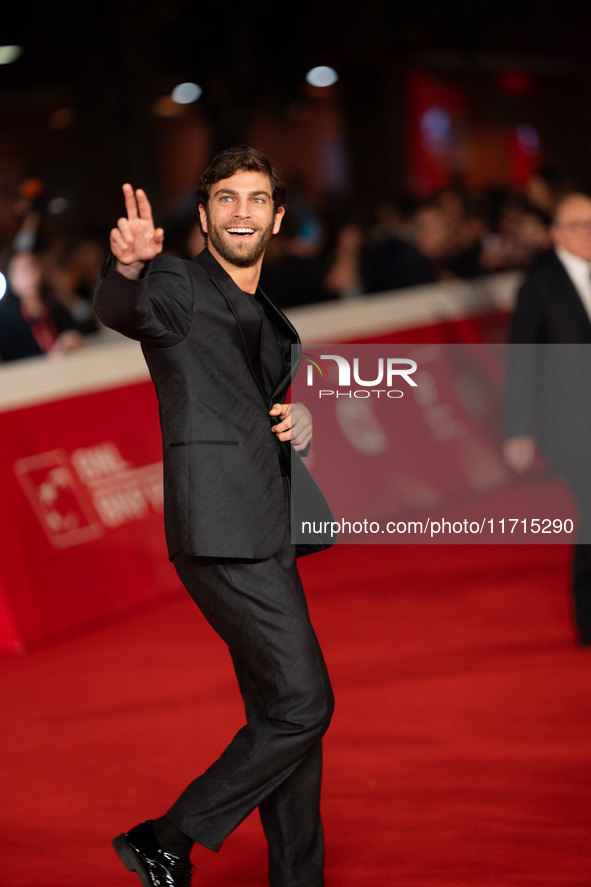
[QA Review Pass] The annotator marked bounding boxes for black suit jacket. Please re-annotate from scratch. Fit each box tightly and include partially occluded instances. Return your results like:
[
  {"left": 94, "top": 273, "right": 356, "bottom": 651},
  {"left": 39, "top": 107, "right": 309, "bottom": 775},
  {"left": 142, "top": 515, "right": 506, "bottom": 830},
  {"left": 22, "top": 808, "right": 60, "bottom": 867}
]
[
  {"left": 94, "top": 249, "right": 331, "bottom": 560},
  {"left": 506, "top": 249, "right": 591, "bottom": 466}
]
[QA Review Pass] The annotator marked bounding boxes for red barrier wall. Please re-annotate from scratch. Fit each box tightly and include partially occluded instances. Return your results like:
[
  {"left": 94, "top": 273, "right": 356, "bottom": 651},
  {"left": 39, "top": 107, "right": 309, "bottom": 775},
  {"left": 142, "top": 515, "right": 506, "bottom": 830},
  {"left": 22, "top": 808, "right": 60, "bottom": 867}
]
[{"left": 0, "top": 381, "right": 178, "bottom": 654}]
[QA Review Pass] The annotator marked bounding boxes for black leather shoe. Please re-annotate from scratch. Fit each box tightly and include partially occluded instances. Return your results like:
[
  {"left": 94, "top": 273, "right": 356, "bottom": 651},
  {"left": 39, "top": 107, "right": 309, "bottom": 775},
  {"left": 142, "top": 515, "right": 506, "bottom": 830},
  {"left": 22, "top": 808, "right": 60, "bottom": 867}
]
[{"left": 113, "top": 820, "right": 194, "bottom": 887}]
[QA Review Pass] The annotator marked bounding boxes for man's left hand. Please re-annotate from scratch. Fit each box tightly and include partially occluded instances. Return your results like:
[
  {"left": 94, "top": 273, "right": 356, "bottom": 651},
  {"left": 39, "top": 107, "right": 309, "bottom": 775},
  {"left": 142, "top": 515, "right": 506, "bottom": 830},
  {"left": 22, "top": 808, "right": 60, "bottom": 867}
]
[{"left": 270, "top": 403, "right": 312, "bottom": 452}]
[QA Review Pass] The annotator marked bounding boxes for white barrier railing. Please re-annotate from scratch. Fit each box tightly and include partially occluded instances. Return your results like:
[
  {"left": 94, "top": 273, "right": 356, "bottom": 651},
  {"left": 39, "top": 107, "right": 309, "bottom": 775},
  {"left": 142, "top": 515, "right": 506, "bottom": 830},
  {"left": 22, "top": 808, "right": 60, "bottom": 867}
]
[{"left": 0, "top": 271, "right": 522, "bottom": 412}]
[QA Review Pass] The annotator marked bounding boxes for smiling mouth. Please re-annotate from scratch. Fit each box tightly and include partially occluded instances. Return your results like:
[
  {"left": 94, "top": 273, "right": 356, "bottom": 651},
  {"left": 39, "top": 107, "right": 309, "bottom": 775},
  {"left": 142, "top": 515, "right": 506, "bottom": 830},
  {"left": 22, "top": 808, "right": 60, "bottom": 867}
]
[{"left": 226, "top": 227, "right": 256, "bottom": 236}]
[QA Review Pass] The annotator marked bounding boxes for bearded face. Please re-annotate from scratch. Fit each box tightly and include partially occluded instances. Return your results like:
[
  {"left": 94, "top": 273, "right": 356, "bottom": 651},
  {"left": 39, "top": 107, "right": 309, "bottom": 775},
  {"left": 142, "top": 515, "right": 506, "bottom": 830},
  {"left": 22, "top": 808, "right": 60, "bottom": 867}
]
[
  {"left": 199, "top": 170, "right": 284, "bottom": 270},
  {"left": 204, "top": 205, "right": 278, "bottom": 268}
]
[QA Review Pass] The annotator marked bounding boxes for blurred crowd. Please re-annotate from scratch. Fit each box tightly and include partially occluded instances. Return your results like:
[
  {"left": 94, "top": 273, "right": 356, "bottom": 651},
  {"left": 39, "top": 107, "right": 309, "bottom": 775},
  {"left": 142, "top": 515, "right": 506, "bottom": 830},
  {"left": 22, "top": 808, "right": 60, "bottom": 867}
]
[
  {"left": 0, "top": 166, "right": 576, "bottom": 363},
  {"left": 260, "top": 167, "right": 572, "bottom": 308}
]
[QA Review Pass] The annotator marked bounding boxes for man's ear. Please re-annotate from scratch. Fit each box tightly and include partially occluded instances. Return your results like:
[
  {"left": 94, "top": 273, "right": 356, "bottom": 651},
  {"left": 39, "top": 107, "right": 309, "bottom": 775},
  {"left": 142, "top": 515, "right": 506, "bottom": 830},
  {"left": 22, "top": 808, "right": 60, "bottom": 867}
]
[
  {"left": 273, "top": 206, "right": 285, "bottom": 236},
  {"left": 198, "top": 204, "right": 208, "bottom": 235}
]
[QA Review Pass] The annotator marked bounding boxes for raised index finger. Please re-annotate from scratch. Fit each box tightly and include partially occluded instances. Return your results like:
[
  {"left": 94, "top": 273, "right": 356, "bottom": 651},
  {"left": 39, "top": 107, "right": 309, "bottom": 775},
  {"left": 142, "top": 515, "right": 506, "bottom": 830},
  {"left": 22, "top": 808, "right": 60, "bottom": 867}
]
[{"left": 122, "top": 183, "right": 139, "bottom": 220}]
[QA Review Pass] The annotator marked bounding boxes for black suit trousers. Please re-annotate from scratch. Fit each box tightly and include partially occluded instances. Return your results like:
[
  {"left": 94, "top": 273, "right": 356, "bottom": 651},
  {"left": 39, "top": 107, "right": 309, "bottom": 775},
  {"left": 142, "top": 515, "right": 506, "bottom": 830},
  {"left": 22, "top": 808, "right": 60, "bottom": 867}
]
[{"left": 167, "top": 513, "right": 334, "bottom": 887}]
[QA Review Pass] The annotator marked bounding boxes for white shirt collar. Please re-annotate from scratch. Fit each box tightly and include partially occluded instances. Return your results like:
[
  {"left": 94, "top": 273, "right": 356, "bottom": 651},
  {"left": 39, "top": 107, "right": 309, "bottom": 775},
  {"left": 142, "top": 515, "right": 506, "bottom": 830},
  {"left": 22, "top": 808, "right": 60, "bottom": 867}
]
[
  {"left": 555, "top": 246, "right": 591, "bottom": 319},
  {"left": 556, "top": 246, "right": 591, "bottom": 280}
]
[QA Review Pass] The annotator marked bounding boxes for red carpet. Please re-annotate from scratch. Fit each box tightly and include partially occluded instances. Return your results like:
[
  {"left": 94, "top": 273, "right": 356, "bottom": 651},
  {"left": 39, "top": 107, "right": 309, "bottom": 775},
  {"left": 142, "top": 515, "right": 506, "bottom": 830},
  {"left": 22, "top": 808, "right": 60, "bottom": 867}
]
[{"left": 1, "top": 544, "right": 590, "bottom": 886}]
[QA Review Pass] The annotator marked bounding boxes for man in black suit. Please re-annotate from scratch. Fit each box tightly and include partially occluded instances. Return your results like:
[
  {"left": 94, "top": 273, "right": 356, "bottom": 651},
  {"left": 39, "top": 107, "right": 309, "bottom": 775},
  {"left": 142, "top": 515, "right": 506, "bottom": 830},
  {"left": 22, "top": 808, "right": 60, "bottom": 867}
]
[
  {"left": 94, "top": 147, "right": 334, "bottom": 887},
  {"left": 504, "top": 192, "right": 591, "bottom": 647}
]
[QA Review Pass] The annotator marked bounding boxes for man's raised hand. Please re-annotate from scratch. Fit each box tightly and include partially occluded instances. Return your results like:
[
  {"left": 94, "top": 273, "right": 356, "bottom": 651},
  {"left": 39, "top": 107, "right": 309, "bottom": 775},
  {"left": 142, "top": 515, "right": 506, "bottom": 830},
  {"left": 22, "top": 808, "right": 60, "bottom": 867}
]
[{"left": 110, "top": 184, "right": 164, "bottom": 278}]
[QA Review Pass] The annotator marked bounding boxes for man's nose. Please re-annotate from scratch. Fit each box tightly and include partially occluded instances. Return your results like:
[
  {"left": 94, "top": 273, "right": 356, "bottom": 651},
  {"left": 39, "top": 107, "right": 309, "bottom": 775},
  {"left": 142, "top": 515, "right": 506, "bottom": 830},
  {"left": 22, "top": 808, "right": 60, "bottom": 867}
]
[{"left": 232, "top": 199, "right": 250, "bottom": 217}]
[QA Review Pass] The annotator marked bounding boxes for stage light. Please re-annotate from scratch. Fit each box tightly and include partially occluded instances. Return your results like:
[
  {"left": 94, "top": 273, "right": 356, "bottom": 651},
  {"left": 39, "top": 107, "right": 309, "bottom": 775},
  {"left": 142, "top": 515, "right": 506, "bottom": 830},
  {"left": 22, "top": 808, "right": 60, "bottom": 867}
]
[
  {"left": 305, "top": 66, "right": 339, "bottom": 88},
  {"left": 0, "top": 46, "right": 23, "bottom": 65},
  {"left": 0, "top": 272, "right": 6, "bottom": 300},
  {"left": 171, "top": 82, "right": 202, "bottom": 104},
  {"left": 48, "top": 197, "right": 69, "bottom": 215},
  {"left": 20, "top": 178, "right": 43, "bottom": 200}
]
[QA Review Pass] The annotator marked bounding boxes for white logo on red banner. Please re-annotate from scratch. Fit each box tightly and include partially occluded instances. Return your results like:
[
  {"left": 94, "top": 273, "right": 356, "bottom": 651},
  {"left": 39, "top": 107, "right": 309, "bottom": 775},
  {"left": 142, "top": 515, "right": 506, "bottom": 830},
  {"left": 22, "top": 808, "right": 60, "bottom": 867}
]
[{"left": 15, "top": 442, "right": 163, "bottom": 548}]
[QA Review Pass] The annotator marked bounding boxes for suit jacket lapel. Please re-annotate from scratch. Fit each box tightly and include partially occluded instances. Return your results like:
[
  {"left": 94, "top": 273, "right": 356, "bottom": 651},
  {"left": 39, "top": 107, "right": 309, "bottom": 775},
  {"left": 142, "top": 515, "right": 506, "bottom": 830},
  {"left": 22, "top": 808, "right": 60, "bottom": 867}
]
[{"left": 256, "top": 287, "right": 302, "bottom": 400}]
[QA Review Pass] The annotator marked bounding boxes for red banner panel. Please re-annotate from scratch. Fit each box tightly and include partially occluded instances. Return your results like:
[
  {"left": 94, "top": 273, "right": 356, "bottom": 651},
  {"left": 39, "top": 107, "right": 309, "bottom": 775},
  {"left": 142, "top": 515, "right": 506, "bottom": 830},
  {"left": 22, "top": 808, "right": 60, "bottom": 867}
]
[{"left": 0, "top": 381, "right": 178, "bottom": 654}]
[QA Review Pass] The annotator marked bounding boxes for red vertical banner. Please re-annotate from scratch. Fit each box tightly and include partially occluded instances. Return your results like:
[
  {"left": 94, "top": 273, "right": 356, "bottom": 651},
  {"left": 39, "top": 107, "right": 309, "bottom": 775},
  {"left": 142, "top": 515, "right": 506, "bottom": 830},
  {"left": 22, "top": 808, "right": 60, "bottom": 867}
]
[
  {"left": 0, "top": 381, "right": 179, "bottom": 655},
  {"left": 407, "top": 69, "right": 467, "bottom": 196}
]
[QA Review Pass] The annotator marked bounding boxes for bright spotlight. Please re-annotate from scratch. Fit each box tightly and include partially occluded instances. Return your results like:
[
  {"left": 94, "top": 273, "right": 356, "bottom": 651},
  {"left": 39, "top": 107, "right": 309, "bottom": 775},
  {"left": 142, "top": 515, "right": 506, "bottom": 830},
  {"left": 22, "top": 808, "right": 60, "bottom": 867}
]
[
  {"left": 0, "top": 272, "right": 6, "bottom": 300},
  {"left": 306, "top": 66, "right": 339, "bottom": 88},
  {"left": 0, "top": 46, "right": 23, "bottom": 65},
  {"left": 171, "top": 82, "right": 203, "bottom": 104}
]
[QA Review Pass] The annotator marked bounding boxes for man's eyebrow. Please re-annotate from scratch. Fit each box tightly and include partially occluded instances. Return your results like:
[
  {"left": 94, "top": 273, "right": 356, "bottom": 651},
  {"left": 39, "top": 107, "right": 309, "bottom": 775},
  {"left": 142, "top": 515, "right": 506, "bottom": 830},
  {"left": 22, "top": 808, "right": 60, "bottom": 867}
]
[{"left": 212, "top": 188, "right": 272, "bottom": 198}]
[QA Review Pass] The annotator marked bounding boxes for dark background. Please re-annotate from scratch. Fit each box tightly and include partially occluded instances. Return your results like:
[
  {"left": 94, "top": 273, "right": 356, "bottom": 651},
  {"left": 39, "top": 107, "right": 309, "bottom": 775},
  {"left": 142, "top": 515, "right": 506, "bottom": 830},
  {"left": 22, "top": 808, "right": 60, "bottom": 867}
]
[{"left": 2, "top": 0, "right": 591, "bottom": 240}]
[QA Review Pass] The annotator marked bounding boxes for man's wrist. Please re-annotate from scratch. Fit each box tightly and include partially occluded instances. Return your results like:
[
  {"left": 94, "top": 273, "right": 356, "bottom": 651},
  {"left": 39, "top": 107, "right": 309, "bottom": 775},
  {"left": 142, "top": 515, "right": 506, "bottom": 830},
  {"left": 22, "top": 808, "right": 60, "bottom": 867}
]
[{"left": 114, "top": 259, "right": 146, "bottom": 280}]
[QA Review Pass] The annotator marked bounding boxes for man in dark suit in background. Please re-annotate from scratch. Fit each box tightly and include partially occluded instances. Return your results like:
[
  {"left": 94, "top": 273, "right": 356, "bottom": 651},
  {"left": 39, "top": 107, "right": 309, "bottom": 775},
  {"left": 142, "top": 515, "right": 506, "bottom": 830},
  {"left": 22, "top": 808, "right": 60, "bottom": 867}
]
[
  {"left": 504, "top": 192, "right": 591, "bottom": 647},
  {"left": 94, "top": 147, "right": 334, "bottom": 887}
]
